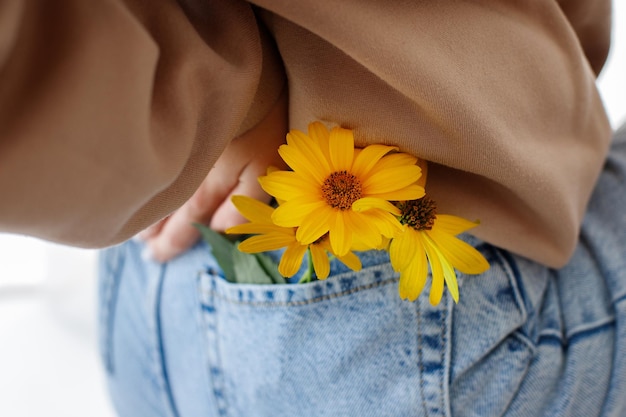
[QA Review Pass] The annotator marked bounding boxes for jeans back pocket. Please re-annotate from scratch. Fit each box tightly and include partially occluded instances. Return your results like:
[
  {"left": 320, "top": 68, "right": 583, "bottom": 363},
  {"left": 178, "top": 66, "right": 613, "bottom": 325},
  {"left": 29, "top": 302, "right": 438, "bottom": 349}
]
[{"left": 197, "top": 258, "right": 452, "bottom": 417}]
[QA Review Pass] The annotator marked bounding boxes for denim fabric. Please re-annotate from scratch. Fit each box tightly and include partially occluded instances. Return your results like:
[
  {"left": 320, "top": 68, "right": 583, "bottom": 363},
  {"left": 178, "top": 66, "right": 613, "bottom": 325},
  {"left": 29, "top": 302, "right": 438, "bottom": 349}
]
[{"left": 99, "top": 127, "right": 626, "bottom": 417}]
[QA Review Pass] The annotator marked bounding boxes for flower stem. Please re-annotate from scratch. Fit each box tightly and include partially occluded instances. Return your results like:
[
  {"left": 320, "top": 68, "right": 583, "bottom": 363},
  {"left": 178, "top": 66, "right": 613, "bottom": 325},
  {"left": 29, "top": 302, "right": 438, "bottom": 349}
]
[{"left": 298, "top": 249, "right": 315, "bottom": 284}]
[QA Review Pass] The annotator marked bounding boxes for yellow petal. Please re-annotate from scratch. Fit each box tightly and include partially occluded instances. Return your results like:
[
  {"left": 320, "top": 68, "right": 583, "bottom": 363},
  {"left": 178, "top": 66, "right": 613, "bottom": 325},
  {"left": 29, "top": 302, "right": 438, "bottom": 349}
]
[
  {"left": 398, "top": 243, "right": 428, "bottom": 301},
  {"left": 295, "top": 208, "right": 333, "bottom": 244},
  {"left": 288, "top": 129, "right": 334, "bottom": 175},
  {"left": 367, "top": 184, "right": 425, "bottom": 202},
  {"left": 272, "top": 197, "right": 326, "bottom": 227},
  {"left": 352, "top": 197, "right": 401, "bottom": 215},
  {"left": 230, "top": 195, "right": 274, "bottom": 223},
  {"left": 286, "top": 130, "right": 332, "bottom": 171},
  {"left": 424, "top": 233, "right": 459, "bottom": 303},
  {"left": 278, "top": 242, "right": 308, "bottom": 277},
  {"left": 347, "top": 210, "right": 382, "bottom": 250},
  {"left": 441, "top": 256, "right": 459, "bottom": 303},
  {"left": 368, "top": 152, "right": 418, "bottom": 174},
  {"left": 226, "top": 223, "right": 289, "bottom": 236},
  {"left": 238, "top": 233, "right": 296, "bottom": 253},
  {"left": 389, "top": 228, "right": 414, "bottom": 271},
  {"left": 308, "top": 122, "right": 331, "bottom": 161},
  {"left": 336, "top": 251, "right": 362, "bottom": 272},
  {"left": 258, "top": 171, "right": 308, "bottom": 200},
  {"left": 350, "top": 236, "right": 389, "bottom": 251},
  {"left": 351, "top": 144, "right": 397, "bottom": 178},
  {"left": 359, "top": 209, "right": 403, "bottom": 239},
  {"left": 362, "top": 165, "right": 422, "bottom": 194},
  {"left": 258, "top": 172, "right": 317, "bottom": 201},
  {"left": 422, "top": 234, "right": 445, "bottom": 306},
  {"left": 328, "top": 127, "right": 354, "bottom": 171},
  {"left": 416, "top": 158, "right": 428, "bottom": 188},
  {"left": 278, "top": 142, "right": 328, "bottom": 184},
  {"left": 308, "top": 121, "right": 329, "bottom": 139},
  {"left": 426, "top": 229, "right": 490, "bottom": 274},
  {"left": 433, "top": 215, "right": 479, "bottom": 235},
  {"left": 422, "top": 234, "right": 459, "bottom": 302},
  {"left": 329, "top": 211, "right": 352, "bottom": 256},
  {"left": 310, "top": 244, "right": 330, "bottom": 279},
  {"left": 266, "top": 165, "right": 280, "bottom": 175},
  {"left": 318, "top": 232, "right": 363, "bottom": 270}
]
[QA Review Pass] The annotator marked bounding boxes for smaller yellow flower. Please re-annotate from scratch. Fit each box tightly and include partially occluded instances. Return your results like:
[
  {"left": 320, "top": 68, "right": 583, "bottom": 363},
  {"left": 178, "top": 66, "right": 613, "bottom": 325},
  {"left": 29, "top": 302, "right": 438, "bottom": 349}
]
[
  {"left": 225, "top": 195, "right": 304, "bottom": 277},
  {"left": 226, "top": 196, "right": 361, "bottom": 279},
  {"left": 389, "top": 197, "right": 490, "bottom": 305}
]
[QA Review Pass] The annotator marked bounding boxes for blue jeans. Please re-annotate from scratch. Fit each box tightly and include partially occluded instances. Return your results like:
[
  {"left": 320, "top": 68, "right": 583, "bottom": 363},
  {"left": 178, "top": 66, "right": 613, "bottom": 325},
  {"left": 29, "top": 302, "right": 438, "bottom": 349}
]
[{"left": 98, "top": 126, "right": 626, "bottom": 417}]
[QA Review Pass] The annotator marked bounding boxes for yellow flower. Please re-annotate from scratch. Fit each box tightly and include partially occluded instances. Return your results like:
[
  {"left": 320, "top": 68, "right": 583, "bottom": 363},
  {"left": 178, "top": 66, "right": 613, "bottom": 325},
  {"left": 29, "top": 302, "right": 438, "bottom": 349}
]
[
  {"left": 259, "top": 122, "right": 425, "bottom": 257},
  {"left": 226, "top": 195, "right": 361, "bottom": 279},
  {"left": 389, "top": 197, "right": 490, "bottom": 305}
]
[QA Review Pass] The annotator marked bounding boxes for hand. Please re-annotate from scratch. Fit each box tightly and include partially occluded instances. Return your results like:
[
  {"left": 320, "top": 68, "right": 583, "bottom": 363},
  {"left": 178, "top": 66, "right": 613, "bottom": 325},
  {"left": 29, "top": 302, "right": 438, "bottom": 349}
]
[{"left": 139, "top": 95, "right": 288, "bottom": 262}]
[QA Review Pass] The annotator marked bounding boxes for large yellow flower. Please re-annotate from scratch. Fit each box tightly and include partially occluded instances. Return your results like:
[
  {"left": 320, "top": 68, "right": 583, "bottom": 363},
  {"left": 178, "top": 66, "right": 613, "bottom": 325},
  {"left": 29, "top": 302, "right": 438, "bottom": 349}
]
[
  {"left": 226, "top": 195, "right": 361, "bottom": 279},
  {"left": 259, "top": 122, "right": 425, "bottom": 257},
  {"left": 389, "top": 197, "right": 490, "bottom": 305}
]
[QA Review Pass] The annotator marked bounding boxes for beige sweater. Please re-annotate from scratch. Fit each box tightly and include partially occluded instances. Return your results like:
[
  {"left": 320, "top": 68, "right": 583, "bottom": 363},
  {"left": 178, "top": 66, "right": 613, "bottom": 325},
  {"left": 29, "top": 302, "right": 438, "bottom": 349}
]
[{"left": 0, "top": 0, "right": 612, "bottom": 267}]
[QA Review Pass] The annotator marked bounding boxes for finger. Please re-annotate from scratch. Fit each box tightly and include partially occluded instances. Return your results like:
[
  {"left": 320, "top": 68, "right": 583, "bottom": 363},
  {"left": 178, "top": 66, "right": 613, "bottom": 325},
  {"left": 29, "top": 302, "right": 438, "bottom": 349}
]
[
  {"left": 210, "top": 167, "right": 272, "bottom": 231},
  {"left": 146, "top": 93, "right": 288, "bottom": 261},
  {"left": 146, "top": 182, "right": 226, "bottom": 261},
  {"left": 146, "top": 146, "right": 252, "bottom": 261},
  {"left": 144, "top": 146, "right": 254, "bottom": 261},
  {"left": 145, "top": 206, "right": 203, "bottom": 262},
  {"left": 135, "top": 217, "right": 168, "bottom": 241},
  {"left": 209, "top": 132, "right": 287, "bottom": 230}
]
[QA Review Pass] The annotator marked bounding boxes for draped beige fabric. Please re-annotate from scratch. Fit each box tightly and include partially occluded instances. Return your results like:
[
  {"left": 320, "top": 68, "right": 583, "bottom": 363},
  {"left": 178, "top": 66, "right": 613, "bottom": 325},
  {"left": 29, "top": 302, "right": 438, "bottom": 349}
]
[{"left": 0, "top": 0, "right": 612, "bottom": 267}]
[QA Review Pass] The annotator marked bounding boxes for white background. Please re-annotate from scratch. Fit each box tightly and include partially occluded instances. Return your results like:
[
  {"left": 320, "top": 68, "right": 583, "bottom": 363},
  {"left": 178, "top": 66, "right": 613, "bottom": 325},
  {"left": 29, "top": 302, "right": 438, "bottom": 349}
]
[{"left": 1, "top": 4, "right": 625, "bottom": 416}]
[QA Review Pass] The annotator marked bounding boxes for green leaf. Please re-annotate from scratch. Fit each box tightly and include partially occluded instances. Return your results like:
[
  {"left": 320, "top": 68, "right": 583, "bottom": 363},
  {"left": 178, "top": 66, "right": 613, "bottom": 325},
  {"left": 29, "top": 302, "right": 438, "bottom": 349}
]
[
  {"left": 231, "top": 247, "right": 274, "bottom": 284},
  {"left": 254, "top": 252, "right": 286, "bottom": 284},
  {"left": 194, "top": 223, "right": 236, "bottom": 282},
  {"left": 194, "top": 223, "right": 285, "bottom": 285}
]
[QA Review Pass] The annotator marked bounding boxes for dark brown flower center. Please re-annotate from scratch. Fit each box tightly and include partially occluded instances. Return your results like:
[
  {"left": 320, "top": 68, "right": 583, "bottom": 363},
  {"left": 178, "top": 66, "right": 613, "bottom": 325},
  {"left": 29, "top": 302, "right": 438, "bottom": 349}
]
[
  {"left": 322, "top": 171, "right": 362, "bottom": 210},
  {"left": 397, "top": 197, "right": 437, "bottom": 230}
]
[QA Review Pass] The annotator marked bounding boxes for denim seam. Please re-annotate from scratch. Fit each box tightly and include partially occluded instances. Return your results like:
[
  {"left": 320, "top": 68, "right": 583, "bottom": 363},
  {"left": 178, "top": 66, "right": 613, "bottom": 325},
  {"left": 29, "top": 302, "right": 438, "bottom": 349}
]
[
  {"left": 100, "top": 245, "right": 125, "bottom": 374},
  {"left": 498, "top": 331, "right": 537, "bottom": 416},
  {"left": 416, "top": 297, "right": 450, "bottom": 417},
  {"left": 193, "top": 273, "right": 225, "bottom": 417},
  {"left": 566, "top": 316, "right": 616, "bottom": 340},
  {"left": 198, "top": 272, "right": 230, "bottom": 417},
  {"left": 494, "top": 249, "right": 528, "bottom": 320},
  {"left": 510, "top": 330, "right": 536, "bottom": 354},
  {"left": 439, "top": 304, "right": 446, "bottom": 417},
  {"left": 614, "top": 292, "right": 626, "bottom": 305},
  {"left": 442, "top": 294, "right": 453, "bottom": 417},
  {"left": 492, "top": 248, "right": 532, "bottom": 343},
  {"left": 537, "top": 317, "right": 616, "bottom": 348},
  {"left": 537, "top": 328, "right": 563, "bottom": 343},
  {"left": 416, "top": 301, "right": 430, "bottom": 417},
  {"left": 151, "top": 263, "right": 180, "bottom": 417},
  {"left": 201, "top": 275, "right": 399, "bottom": 307}
]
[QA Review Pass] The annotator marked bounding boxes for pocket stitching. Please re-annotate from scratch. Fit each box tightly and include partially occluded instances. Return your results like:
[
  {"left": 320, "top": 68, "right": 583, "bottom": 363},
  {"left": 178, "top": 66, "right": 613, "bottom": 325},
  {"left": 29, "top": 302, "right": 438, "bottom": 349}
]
[
  {"left": 200, "top": 264, "right": 400, "bottom": 307},
  {"left": 197, "top": 270, "right": 230, "bottom": 416}
]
